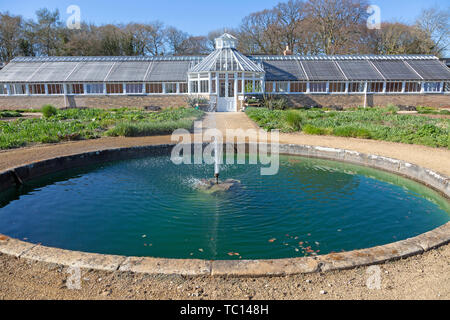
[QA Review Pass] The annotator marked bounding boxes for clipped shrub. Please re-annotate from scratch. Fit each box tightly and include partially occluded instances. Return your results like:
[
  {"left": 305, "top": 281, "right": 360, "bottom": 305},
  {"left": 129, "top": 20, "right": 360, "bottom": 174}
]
[{"left": 41, "top": 104, "right": 58, "bottom": 118}]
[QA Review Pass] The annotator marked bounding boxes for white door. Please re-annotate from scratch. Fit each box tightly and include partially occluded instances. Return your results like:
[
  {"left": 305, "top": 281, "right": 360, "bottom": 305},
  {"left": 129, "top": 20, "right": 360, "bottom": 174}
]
[{"left": 216, "top": 74, "right": 236, "bottom": 112}]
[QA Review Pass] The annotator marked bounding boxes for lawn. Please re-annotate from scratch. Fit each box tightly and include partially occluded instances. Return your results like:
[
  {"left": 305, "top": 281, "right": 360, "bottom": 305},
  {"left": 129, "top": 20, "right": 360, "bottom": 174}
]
[
  {"left": 246, "top": 107, "right": 450, "bottom": 149},
  {"left": 0, "top": 107, "right": 204, "bottom": 150}
]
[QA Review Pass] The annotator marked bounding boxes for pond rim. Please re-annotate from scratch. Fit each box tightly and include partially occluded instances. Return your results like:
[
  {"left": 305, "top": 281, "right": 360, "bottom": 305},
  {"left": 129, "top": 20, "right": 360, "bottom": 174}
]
[{"left": 0, "top": 143, "right": 449, "bottom": 277}]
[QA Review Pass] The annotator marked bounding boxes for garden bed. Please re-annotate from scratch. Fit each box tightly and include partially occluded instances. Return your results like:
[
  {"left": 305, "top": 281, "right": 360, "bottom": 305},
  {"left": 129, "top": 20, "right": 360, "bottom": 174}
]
[
  {"left": 246, "top": 107, "right": 450, "bottom": 149},
  {"left": 0, "top": 107, "right": 204, "bottom": 150}
]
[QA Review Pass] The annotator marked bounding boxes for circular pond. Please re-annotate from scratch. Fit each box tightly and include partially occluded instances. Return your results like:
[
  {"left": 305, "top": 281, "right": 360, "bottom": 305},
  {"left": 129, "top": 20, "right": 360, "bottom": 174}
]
[{"left": 0, "top": 154, "right": 449, "bottom": 260}]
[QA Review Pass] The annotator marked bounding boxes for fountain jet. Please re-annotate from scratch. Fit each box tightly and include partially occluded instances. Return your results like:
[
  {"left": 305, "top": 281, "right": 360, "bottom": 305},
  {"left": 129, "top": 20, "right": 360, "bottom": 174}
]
[{"left": 214, "top": 137, "right": 220, "bottom": 184}]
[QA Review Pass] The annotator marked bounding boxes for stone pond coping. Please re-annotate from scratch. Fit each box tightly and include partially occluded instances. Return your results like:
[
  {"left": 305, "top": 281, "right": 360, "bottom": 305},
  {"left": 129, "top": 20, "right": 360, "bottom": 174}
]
[{"left": 0, "top": 143, "right": 449, "bottom": 277}]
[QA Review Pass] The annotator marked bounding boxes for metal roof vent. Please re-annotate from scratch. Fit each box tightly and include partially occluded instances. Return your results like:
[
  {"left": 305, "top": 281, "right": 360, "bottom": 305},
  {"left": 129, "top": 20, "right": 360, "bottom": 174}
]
[{"left": 215, "top": 33, "right": 237, "bottom": 50}]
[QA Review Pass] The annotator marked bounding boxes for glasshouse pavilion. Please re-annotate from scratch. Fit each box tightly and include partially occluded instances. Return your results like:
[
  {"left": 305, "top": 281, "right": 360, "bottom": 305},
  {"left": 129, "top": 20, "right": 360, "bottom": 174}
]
[{"left": 0, "top": 33, "right": 449, "bottom": 111}]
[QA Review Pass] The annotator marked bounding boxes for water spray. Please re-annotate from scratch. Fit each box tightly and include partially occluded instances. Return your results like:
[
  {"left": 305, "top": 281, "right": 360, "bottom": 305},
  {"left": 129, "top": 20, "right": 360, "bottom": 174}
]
[{"left": 214, "top": 136, "right": 220, "bottom": 184}]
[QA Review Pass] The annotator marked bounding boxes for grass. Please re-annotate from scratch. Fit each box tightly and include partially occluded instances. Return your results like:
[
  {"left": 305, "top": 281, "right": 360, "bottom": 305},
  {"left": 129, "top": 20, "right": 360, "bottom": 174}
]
[
  {"left": 246, "top": 107, "right": 450, "bottom": 149},
  {"left": 0, "top": 107, "right": 204, "bottom": 150},
  {"left": 416, "top": 106, "right": 450, "bottom": 115}
]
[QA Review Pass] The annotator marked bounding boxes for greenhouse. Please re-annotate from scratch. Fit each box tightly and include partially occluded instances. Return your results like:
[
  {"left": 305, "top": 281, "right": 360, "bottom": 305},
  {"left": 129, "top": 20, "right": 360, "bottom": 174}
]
[{"left": 0, "top": 33, "right": 449, "bottom": 111}]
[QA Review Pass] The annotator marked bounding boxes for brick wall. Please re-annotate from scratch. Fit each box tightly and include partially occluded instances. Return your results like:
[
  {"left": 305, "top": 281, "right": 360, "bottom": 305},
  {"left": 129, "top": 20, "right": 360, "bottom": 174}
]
[
  {"left": 0, "top": 93, "right": 448, "bottom": 111},
  {"left": 265, "top": 94, "right": 450, "bottom": 108},
  {"left": 0, "top": 95, "right": 190, "bottom": 110}
]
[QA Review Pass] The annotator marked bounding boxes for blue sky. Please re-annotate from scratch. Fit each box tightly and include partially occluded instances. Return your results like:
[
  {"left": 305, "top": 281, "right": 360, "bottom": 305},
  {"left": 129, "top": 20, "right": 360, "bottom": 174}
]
[{"left": 0, "top": 0, "right": 445, "bottom": 35}]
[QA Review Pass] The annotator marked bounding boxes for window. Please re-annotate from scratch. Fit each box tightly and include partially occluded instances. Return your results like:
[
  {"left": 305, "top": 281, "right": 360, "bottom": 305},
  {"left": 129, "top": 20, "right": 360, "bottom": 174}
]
[
  {"left": 275, "top": 82, "right": 289, "bottom": 93},
  {"left": 86, "top": 83, "right": 104, "bottom": 94},
  {"left": 48, "top": 84, "right": 63, "bottom": 95},
  {"left": 290, "top": 82, "right": 307, "bottom": 93},
  {"left": 179, "top": 83, "right": 188, "bottom": 93},
  {"left": 404, "top": 82, "right": 421, "bottom": 93},
  {"left": 190, "top": 81, "right": 198, "bottom": 93},
  {"left": 126, "top": 83, "right": 143, "bottom": 94},
  {"left": 211, "top": 80, "right": 216, "bottom": 94},
  {"left": 200, "top": 80, "right": 209, "bottom": 93},
  {"left": 444, "top": 82, "right": 450, "bottom": 93},
  {"left": 329, "top": 82, "right": 346, "bottom": 93},
  {"left": 386, "top": 82, "right": 403, "bottom": 93},
  {"left": 424, "top": 82, "right": 441, "bottom": 93},
  {"left": 0, "top": 84, "right": 7, "bottom": 95},
  {"left": 10, "top": 83, "right": 27, "bottom": 95},
  {"left": 146, "top": 83, "right": 163, "bottom": 94},
  {"left": 245, "top": 80, "right": 254, "bottom": 93},
  {"left": 310, "top": 82, "right": 327, "bottom": 93},
  {"left": 265, "top": 82, "right": 274, "bottom": 93},
  {"left": 348, "top": 82, "right": 365, "bottom": 93},
  {"left": 106, "top": 83, "right": 123, "bottom": 94},
  {"left": 255, "top": 81, "right": 262, "bottom": 93},
  {"left": 30, "top": 84, "right": 46, "bottom": 95},
  {"left": 368, "top": 82, "right": 384, "bottom": 93},
  {"left": 68, "top": 83, "right": 84, "bottom": 94},
  {"left": 164, "top": 83, "right": 177, "bottom": 94}
]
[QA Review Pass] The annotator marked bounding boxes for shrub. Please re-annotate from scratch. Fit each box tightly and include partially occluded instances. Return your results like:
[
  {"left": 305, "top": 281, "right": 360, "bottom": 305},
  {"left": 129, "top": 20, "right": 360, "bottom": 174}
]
[
  {"left": 186, "top": 97, "right": 209, "bottom": 108},
  {"left": 285, "top": 111, "right": 303, "bottom": 131},
  {"left": 106, "top": 119, "right": 194, "bottom": 137},
  {"left": 302, "top": 124, "right": 331, "bottom": 135},
  {"left": 0, "top": 110, "right": 22, "bottom": 118},
  {"left": 41, "top": 105, "right": 58, "bottom": 118},
  {"left": 333, "top": 126, "right": 372, "bottom": 139},
  {"left": 385, "top": 104, "right": 399, "bottom": 114},
  {"left": 263, "top": 95, "right": 289, "bottom": 110}
]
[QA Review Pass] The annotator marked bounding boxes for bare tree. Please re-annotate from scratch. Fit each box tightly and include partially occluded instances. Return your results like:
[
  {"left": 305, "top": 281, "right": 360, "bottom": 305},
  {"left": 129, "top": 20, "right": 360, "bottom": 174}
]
[
  {"left": 306, "top": 0, "right": 369, "bottom": 54},
  {"left": 274, "top": 0, "right": 307, "bottom": 53},
  {"left": 416, "top": 6, "right": 450, "bottom": 57},
  {"left": 179, "top": 36, "right": 210, "bottom": 55},
  {"left": 166, "top": 27, "right": 189, "bottom": 55},
  {"left": 143, "top": 21, "right": 166, "bottom": 56},
  {"left": 239, "top": 9, "right": 280, "bottom": 54},
  {"left": 0, "top": 12, "right": 23, "bottom": 61},
  {"left": 31, "top": 8, "right": 63, "bottom": 56}
]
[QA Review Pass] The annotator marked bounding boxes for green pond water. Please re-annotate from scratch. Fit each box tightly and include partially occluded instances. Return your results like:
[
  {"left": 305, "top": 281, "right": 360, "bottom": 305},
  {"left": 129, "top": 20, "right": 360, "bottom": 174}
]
[{"left": 0, "top": 154, "right": 448, "bottom": 260}]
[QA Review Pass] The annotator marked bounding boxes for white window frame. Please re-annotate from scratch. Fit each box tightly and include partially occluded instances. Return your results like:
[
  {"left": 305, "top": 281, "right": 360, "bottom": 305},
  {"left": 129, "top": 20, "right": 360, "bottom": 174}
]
[
  {"left": 348, "top": 82, "right": 365, "bottom": 94},
  {"left": 47, "top": 83, "right": 64, "bottom": 95},
  {"left": 67, "top": 83, "right": 85, "bottom": 95},
  {"left": 367, "top": 81, "right": 384, "bottom": 94},
  {"left": 404, "top": 81, "right": 422, "bottom": 94},
  {"left": 275, "top": 81, "right": 289, "bottom": 93},
  {"left": 385, "top": 81, "right": 404, "bottom": 93},
  {"left": 85, "top": 83, "right": 105, "bottom": 95},
  {"left": 309, "top": 82, "right": 328, "bottom": 94},
  {"left": 289, "top": 81, "right": 308, "bottom": 94},
  {"left": 328, "top": 82, "right": 346, "bottom": 94},
  {"left": 423, "top": 82, "right": 442, "bottom": 93},
  {"left": 9, "top": 83, "right": 27, "bottom": 95},
  {"left": 29, "top": 83, "right": 46, "bottom": 95},
  {"left": 0, "top": 83, "right": 7, "bottom": 95},
  {"left": 125, "top": 82, "right": 143, "bottom": 95}
]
